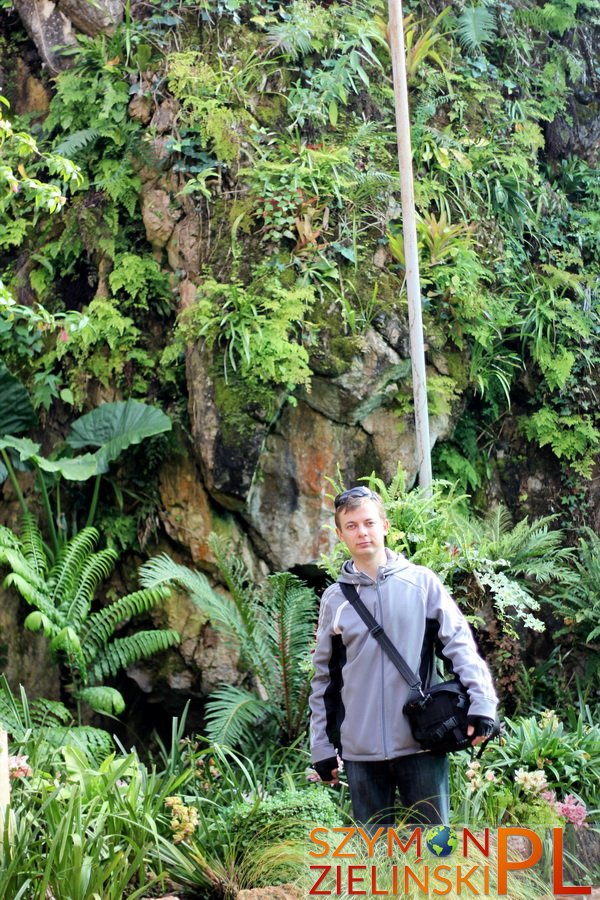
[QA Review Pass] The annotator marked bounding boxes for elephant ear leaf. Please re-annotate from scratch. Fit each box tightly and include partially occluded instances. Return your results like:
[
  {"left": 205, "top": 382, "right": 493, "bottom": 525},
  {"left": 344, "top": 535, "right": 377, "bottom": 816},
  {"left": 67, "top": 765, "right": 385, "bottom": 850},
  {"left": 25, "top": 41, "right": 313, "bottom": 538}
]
[
  {"left": 66, "top": 400, "right": 172, "bottom": 472},
  {"left": 0, "top": 363, "right": 37, "bottom": 437}
]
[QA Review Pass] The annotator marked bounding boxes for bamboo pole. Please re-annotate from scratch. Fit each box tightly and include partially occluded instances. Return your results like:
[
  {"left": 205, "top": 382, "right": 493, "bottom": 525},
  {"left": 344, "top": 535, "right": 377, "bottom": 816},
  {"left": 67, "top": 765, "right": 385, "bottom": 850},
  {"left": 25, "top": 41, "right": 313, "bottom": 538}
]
[
  {"left": 0, "top": 730, "right": 10, "bottom": 809},
  {"left": 388, "top": 0, "right": 433, "bottom": 492}
]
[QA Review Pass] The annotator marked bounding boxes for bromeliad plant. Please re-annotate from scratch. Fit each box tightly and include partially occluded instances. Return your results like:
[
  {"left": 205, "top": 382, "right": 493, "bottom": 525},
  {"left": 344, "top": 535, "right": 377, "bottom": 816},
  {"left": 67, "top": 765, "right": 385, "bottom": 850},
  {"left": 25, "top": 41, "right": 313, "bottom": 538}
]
[{"left": 0, "top": 515, "right": 179, "bottom": 718}]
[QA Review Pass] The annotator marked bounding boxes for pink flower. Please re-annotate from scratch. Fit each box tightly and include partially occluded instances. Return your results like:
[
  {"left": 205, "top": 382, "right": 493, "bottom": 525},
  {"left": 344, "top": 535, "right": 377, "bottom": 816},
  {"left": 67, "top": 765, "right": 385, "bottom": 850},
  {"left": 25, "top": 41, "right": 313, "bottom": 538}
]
[
  {"left": 554, "top": 795, "right": 587, "bottom": 830},
  {"left": 59, "top": 329, "right": 69, "bottom": 342},
  {"left": 8, "top": 755, "right": 33, "bottom": 779}
]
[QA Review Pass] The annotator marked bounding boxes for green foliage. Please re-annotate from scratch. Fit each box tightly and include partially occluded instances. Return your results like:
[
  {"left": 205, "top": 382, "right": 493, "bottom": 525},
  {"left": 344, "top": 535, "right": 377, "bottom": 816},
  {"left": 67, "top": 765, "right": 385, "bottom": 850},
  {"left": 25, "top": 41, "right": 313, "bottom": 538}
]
[
  {"left": 323, "top": 469, "right": 573, "bottom": 642},
  {"left": 451, "top": 709, "right": 599, "bottom": 829},
  {"left": 455, "top": 6, "right": 497, "bottom": 56},
  {"left": 140, "top": 535, "right": 317, "bottom": 747},
  {"left": 225, "top": 786, "right": 341, "bottom": 867},
  {"left": 522, "top": 408, "right": 600, "bottom": 478},
  {"left": 547, "top": 529, "right": 600, "bottom": 703},
  {"left": 108, "top": 253, "right": 173, "bottom": 312},
  {"left": 66, "top": 398, "right": 172, "bottom": 473},
  {"left": 1, "top": 722, "right": 187, "bottom": 899},
  {"left": 0, "top": 517, "right": 179, "bottom": 718},
  {"left": 0, "top": 676, "right": 114, "bottom": 768},
  {"left": 174, "top": 272, "right": 316, "bottom": 394}
]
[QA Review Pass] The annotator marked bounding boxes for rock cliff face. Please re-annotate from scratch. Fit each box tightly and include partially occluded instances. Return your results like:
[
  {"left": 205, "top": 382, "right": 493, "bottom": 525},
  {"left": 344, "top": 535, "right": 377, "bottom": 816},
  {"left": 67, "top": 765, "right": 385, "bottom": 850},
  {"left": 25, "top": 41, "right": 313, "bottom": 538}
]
[{"left": 5, "top": 0, "right": 597, "bottom": 724}]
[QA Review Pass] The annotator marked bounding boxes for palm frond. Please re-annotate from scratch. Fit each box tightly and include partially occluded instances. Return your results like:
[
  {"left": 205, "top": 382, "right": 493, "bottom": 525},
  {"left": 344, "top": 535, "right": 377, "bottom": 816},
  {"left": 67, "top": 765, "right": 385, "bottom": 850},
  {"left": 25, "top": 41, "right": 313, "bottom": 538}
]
[
  {"left": 204, "top": 685, "right": 270, "bottom": 746},
  {"left": 83, "top": 585, "right": 171, "bottom": 660},
  {"left": 88, "top": 629, "right": 180, "bottom": 681},
  {"left": 263, "top": 573, "right": 317, "bottom": 739},
  {"left": 139, "top": 554, "right": 216, "bottom": 604}
]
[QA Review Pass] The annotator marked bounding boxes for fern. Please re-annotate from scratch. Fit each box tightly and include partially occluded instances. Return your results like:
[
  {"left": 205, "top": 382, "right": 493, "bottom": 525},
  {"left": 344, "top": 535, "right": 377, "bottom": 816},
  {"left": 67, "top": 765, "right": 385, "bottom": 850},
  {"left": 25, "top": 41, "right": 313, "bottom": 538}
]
[
  {"left": 0, "top": 676, "right": 114, "bottom": 764},
  {"left": 64, "top": 547, "right": 118, "bottom": 624},
  {"left": 19, "top": 512, "right": 48, "bottom": 578},
  {"left": 76, "top": 686, "right": 126, "bottom": 715},
  {"left": 140, "top": 536, "right": 318, "bottom": 745},
  {"left": 53, "top": 127, "right": 102, "bottom": 157},
  {"left": 89, "top": 629, "right": 180, "bottom": 682},
  {"left": 0, "top": 518, "right": 180, "bottom": 721},
  {"left": 456, "top": 6, "right": 497, "bottom": 56},
  {"left": 83, "top": 585, "right": 171, "bottom": 654},
  {"left": 204, "top": 685, "right": 272, "bottom": 747},
  {"left": 48, "top": 528, "right": 100, "bottom": 608}
]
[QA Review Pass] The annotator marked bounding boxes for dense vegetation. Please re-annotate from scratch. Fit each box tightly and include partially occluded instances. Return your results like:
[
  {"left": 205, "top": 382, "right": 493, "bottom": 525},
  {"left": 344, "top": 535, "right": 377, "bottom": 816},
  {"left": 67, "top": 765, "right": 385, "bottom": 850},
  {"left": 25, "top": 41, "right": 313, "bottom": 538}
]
[{"left": 0, "top": 0, "right": 598, "bottom": 894}]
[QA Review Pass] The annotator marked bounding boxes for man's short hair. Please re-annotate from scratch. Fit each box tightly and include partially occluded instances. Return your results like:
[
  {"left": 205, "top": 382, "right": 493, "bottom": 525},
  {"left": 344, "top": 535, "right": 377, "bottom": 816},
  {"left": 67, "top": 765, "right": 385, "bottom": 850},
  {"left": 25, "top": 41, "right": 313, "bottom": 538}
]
[{"left": 334, "top": 486, "right": 387, "bottom": 528}]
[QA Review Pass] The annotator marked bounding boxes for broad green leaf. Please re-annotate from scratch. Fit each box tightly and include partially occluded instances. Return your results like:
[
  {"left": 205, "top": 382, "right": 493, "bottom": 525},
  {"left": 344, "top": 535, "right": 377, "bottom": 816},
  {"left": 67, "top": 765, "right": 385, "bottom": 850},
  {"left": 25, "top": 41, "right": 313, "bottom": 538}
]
[
  {"left": 0, "top": 435, "right": 41, "bottom": 459},
  {"left": 67, "top": 400, "right": 172, "bottom": 471},
  {"left": 0, "top": 363, "right": 37, "bottom": 436},
  {"left": 35, "top": 453, "right": 100, "bottom": 481}
]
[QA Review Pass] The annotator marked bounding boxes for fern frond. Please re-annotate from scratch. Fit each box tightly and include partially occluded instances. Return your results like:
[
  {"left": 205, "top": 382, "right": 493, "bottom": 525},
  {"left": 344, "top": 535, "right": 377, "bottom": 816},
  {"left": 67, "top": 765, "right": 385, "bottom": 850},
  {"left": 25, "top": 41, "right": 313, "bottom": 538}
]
[
  {"left": 53, "top": 127, "right": 102, "bottom": 157},
  {"left": 4, "top": 572, "right": 59, "bottom": 620},
  {"left": 49, "top": 527, "right": 100, "bottom": 606},
  {"left": 83, "top": 585, "right": 171, "bottom": 660},
  {"left": 0, "top": 675, "right": 73, "bottom": 738},
  {"left": 456, "top": 6, "right": 496, "bottom": 55},
  {"left": 62, "top": 546, "right": 118, "bottom": 623},
  {"left": 75, "top": 686, "right": 126, "bottom": 715},
  {"left": 89, "top": 629, "right": 180, "bottom": 681},
  {"left": 140, "top": 551, "right": 272, "bottom": 676},
  {"left": 204, "top": 685, "right": 270, "bottom": 746},
  {"left": 19, "top": 514, "right": 48, "bottom": 578},
  {"left": 0, "top": 548, "right": 46, "bottom": 591},
  {"left": 44, "top": 725, "right": 115, "bottom": 763},
  {"left": 139, "top": 554, "right": 215, "bottom": 605},
  {"left": 49, "top": 626, "right": 87, "bottom": 674},
  {"left": 0, "top": 525, "right": 20, "bottom": 551},
  {"left": 263, "top": 573, "right": 317, "bottom": 715}
]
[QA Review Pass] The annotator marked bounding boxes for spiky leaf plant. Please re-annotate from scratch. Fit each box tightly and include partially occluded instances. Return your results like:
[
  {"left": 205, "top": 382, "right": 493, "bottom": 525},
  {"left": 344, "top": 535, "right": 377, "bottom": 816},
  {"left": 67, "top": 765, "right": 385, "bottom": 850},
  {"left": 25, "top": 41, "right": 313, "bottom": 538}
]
[
  {"left": 0, "top": 515, "right": 179, "bottom": 719},
  {"left": 140, "top": 535, "right": 318, "bottom": 748},
  {"left": 0, "top": 675, "right": 114, "bottom": 766}
]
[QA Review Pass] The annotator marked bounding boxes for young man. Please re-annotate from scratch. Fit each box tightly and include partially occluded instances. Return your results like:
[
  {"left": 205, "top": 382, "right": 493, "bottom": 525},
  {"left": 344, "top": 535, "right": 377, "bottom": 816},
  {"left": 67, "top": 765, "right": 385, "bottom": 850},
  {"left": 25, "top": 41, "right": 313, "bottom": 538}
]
[{"left": 309, "top": 486, "right": 498, "bottom": 826}]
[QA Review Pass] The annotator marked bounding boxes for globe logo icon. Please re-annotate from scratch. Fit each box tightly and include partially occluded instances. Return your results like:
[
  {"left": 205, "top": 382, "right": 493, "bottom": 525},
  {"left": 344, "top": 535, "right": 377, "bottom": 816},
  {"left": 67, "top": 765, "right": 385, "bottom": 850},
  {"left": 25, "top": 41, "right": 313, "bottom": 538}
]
[{"left": 425, "top": 825, "right": 458, "bottom": 857}]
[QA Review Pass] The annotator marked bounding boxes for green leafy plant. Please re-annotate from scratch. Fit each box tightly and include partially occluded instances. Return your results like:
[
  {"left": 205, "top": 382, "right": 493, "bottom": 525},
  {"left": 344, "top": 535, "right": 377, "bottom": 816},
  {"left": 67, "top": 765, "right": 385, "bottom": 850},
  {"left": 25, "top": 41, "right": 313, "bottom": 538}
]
[
  {"left": 174, "top": 273, "right": 316, "bottom": 395},
  {"left": 0, "top": 397, "right": 172, "bottom": 552},
  {"left": 0, "top": 516, "right": 179, "bottom": 718},
  {"left": 0, "top": 675, "right": 114, "bottom": 768},
  {"left": 147, "top": 738, "right": 341, "bottom": 896},
  {"left": 140, "top": 534, "right": 317, "bottom": 747}
]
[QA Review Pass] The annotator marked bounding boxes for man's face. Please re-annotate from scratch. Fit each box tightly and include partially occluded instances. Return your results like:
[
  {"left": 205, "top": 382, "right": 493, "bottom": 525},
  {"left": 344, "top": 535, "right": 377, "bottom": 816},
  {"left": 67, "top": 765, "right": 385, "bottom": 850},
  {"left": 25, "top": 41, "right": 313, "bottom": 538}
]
[{"left": 336, "top": 498, "right": 389, "bottom": 563}]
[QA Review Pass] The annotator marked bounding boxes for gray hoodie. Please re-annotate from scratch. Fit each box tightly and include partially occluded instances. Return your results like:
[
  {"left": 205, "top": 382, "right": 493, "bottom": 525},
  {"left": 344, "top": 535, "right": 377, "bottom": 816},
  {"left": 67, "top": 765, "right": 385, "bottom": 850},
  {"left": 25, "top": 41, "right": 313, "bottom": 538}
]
[{"left": 309, "top": 549, "right": 498, "bottom": 762}]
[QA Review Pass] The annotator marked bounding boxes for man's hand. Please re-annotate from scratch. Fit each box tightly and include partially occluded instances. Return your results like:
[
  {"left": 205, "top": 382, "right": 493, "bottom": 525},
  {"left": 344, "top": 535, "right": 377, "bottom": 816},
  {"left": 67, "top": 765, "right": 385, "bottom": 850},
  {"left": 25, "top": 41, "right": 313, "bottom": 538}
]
[
  {"left": 467, "top": 716, "right": 497, "bottom": 747},
  {"left": 309, "top": 757, "right": 340, "bottom": 784}
]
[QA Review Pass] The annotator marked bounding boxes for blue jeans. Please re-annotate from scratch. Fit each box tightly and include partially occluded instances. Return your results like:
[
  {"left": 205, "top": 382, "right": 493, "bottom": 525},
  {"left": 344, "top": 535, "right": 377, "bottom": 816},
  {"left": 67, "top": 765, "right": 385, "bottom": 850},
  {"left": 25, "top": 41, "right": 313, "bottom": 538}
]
[{"left": 344, "top": 753, "right": 449, "bottom": 828}]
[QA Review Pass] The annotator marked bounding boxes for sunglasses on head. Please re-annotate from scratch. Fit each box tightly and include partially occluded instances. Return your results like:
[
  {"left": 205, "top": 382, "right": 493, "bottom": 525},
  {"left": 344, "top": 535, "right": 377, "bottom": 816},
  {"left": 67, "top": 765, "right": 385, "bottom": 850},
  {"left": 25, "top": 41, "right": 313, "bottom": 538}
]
[{"left": 334, "top": 486, "right": 375, "bottom": 509}]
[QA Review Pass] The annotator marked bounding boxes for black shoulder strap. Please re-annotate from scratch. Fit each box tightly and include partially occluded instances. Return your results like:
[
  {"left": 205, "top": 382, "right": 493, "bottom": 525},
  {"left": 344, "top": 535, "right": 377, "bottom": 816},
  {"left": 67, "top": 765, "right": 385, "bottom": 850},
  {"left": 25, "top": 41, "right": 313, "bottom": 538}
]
[{"left": 338, "top": 581, "right": 424, "bottom": 693}]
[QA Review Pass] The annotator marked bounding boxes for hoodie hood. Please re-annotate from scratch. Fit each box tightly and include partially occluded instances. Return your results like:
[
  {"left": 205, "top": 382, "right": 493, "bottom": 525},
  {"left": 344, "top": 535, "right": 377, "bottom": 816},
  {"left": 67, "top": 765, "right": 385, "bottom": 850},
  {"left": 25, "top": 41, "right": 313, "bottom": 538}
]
[{"left": 338, "top": 548, "right": 411, "bottom": 585}]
